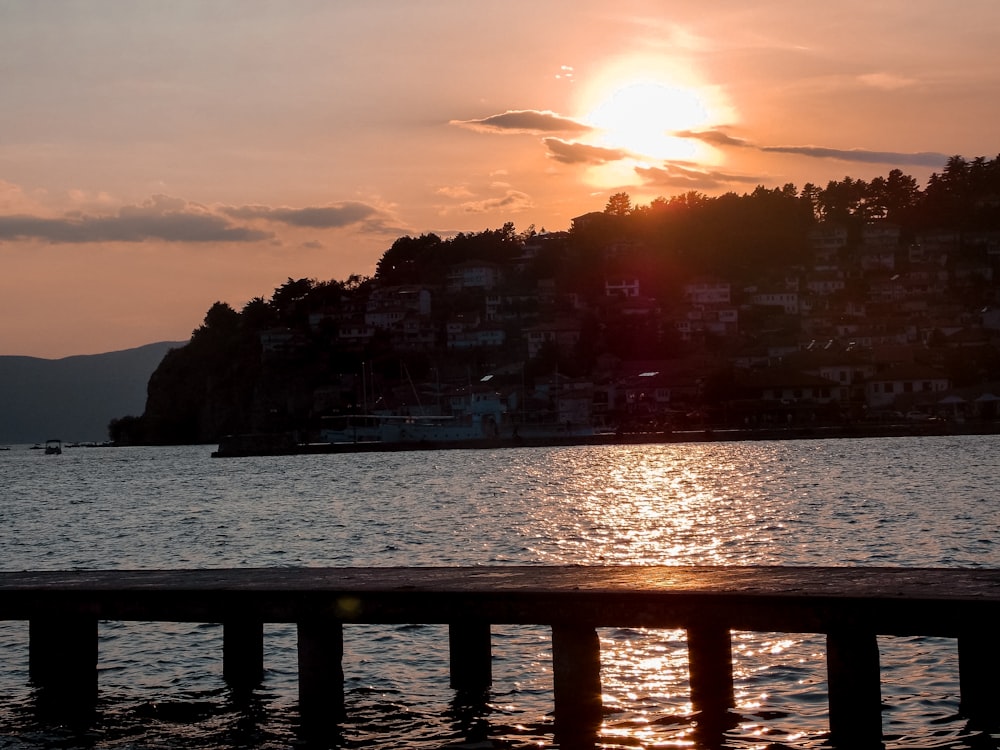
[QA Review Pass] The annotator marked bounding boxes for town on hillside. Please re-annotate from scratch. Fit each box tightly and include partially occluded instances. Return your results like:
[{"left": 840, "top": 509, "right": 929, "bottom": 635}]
[{"left": 117, "top": 158, "right": 1000, "bottom": 445}]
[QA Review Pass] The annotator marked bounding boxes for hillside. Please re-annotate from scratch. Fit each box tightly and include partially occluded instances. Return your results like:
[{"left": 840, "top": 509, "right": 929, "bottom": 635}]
[
  {"left": 128, "top": 158, "right": 1000, "bottom": 444},
  {"left": 0, "top": 341, "right": 184, "bottom": 444}
]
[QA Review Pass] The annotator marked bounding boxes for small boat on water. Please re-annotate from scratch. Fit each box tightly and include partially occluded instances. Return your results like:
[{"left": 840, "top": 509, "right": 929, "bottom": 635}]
[{"left": 44, "top": 439, "right": 62, "bottom": 455}]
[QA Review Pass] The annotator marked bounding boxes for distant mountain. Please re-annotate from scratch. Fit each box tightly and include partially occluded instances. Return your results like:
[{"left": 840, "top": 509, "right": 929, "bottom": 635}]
[{"left": 0, "top": 341, "right": 185, "bottom": 444}]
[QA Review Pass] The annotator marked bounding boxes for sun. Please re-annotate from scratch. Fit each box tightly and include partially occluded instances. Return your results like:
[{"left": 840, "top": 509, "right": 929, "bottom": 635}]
[{"left": 583, "top": 79, "right": 713, "bottom": 162}]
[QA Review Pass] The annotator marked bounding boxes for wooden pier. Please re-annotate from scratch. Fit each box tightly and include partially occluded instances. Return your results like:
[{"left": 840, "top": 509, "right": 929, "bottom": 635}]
[{"left": 2, "top": 566, "right": 999, "bottom": 747}]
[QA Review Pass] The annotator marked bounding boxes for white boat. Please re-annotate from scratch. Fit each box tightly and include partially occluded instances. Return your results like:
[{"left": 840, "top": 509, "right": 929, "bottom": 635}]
[
  {"left": 321, "top": 392, "right": 507, "bottom": 445},
  {"left": 321, "top": 413, "right": 500, "bottom": 444},
  {"left": 319, "top": 415, "right": 382, "bottom": 444}
]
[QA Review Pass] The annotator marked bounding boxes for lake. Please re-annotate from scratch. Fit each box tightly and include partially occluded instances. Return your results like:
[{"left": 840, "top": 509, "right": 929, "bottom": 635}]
[{"left": 0, "top": 435, "right": 998, "bottom": 749}]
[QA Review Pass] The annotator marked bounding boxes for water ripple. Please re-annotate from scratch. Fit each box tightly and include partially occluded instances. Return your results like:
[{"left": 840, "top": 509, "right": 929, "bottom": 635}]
[{"left": 1, "top": 436, "right": 998, "bottom": 748}]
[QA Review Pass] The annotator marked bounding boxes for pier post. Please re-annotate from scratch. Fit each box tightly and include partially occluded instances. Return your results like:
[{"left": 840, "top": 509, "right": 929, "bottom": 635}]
[
  {"left": 686, "top": 623, "right": 736, "bottom": 731},
  {"left": 297, "top": 618, "right": 345, "bottom": 733},
  {"left": 551, "top": 624, "right": 602, "bottom": 748},
  {"left": 826, "top": 630, "right": 882, "bottom": 748},
  {"left": 448, "top": 621, "right": 492, "bottom": 693},
  {"left": 223, "top": 619, "right": 264, "bottom": 692},
  {"left": 29, "top": 616, "right": 98, "bottom": 719},
  {"left": 958, "top": 629, "right": 1000, "bottom": 728}
]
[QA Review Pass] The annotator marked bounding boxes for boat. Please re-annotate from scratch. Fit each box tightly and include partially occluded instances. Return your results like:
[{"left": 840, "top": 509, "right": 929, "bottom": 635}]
[
  {"left": 44, "top": 439, "right": 62, "bottom": 455},
  {"left": 318, "top": 414, "right": 382, "bottom": 444},
  {"left": 320, "top": 391, "right": 507, "bottom": 445},
  {"left": 320, "top": 412, "right": 501, "bottom": 444}
]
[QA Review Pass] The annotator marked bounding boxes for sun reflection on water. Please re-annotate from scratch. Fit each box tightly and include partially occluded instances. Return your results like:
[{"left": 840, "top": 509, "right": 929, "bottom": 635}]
[
  {"left": 532, "top": 444, "right": 784, "bottom": 567},
  {"left": 501, "top": 440, "right": 987, "bottom": 748}
]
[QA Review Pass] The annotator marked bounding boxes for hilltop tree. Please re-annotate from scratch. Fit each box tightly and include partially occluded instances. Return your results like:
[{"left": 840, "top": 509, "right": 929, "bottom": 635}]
[
  {"left": 605, "top": 191, "right": 632, "bottom": 216},
  {"left": 375, "top": 233, "right": 443, "bottom": 284},
  {"left": 241, "top": 297, "right": 277, "bottom": 330}
]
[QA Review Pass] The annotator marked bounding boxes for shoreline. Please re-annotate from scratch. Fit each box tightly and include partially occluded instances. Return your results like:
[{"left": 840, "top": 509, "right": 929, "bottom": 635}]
[{"left": 211, "top": 421, "right": 1000, "bottom": 457}]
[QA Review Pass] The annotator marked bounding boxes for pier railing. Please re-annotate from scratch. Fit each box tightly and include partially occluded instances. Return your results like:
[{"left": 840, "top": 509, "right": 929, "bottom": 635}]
[{"left": 2, "top": 566, "right": 999, "bottom": 748}]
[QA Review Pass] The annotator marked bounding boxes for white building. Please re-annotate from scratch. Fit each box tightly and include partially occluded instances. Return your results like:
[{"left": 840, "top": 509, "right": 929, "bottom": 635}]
[{"left": 683, "top": 278, "right": 731, "bottom": 305}]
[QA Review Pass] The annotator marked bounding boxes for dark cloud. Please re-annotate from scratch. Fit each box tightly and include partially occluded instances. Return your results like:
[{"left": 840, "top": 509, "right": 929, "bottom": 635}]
[
  {"left": 221, "top": 201, "right": 382, "bottom": 229},
  {"left": 459, "top": 190, "right": 533, "bottom": 214},
  {"left": 636, "top": 162, "right": 762, "bottom": 190},
  {"left": 0, "top": 195, "right": 271, "bottom": 243},
  {"left": 0, "top": 195, "right": 404, "bottom": 245},
  {"left": 675, "top": 129, "right": 948, "bottom": 168},
  {"left": 451, "top": 110, "right": 592, "bottom": 134},
  {"left": 543, "top": 138, "right": 629, "bottom": 165},
  {"left": 760, "top": 145, "right": 948, "bottom": 167},
  {"left": 675, "top": 129, "right": 753, "bottom": 148}
]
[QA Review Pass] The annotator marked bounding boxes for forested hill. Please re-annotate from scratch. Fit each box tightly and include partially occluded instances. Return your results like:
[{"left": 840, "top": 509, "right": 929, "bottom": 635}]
[
  {"left": 0, "top": 342, "right": 184, "bottom": 444},
  {"left": 114, "top": 156, "right": 1000, "bottom": 445}
]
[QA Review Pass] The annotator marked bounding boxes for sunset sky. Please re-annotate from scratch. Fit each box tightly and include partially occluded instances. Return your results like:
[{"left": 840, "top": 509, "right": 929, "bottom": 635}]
[{"left": 2, "top": 1, "right": 999, "bottom": 358}]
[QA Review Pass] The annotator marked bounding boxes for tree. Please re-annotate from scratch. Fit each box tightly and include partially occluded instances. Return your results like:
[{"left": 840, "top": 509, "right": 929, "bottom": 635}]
[
  {"left": 868, "top": 169, "right": 920, "bottom": 224},
  {"left": 374, "top": 233, "right": 442, "bottom": 283},
  {"left": 241, "top": 296, "right": 277, "bottom": 331},
  {"left": 195, "top": 301, "right": 240, "bottom": 339},
  {"left": 271, "top": 277, "right": 314, "bottom": 310},
  {"left": 605, "top": 192, "right": 632, "bottom": 217}
]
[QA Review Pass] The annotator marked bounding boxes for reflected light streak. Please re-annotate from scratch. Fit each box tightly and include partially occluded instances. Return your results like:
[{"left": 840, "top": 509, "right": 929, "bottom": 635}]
[
  {"left": 525, "top": 445, "right": 850, "bottom": 746},
  {"left": 545, "top": 445, "right": 776, "bottom": 567}
]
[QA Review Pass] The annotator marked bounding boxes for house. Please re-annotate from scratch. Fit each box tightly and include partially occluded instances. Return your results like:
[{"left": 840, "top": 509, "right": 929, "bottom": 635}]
[
  {"left": 805, "top": 270, "right": 846, "bottom": 296},
  {"left": 620, "top": 369, "right": 673, "bottom": 414},
  {"left": 447, "top": 260, "right": 503, "bottom": 291},
  {"left": 859, "top": 247, "right": 896, "bottom": 273},
  {"left": 524, "top": 318, "right": 582, "bottom": 358},
  {"left": 448, "top": 313, "right": 506, "bottom": 349},
  {"left": 738, "top": 368, "right": 843, "bottom": 405},
  {"left": 364, "top": 307, "right": 407, "bottom": 329},
  {"left": 259, "top": 328, "right": 306, "bottom": 358},
  {"left": 861, "top": 222, "right": 901, "bottom": 248},
  {"left": 367, "top": 285, "right": 432, "bottom": 316},
  {"left": 555, "top": 386, "right": 594, "bottom": 427},
  {"left": 570, "top": 211, "right": 606, "bottom": 231},
  {"left": 447, "top": 326, "right": 506, "bottom": 350},
  {"left": 864, "top": 365, "right": 950, "bottom": 409},
  {"left": 789, "top": 348, "right": 877, "bottom": 390},
  {"left": 683, "top": 278, "right": 731, "bottom": 305},
  {"left": 605, "top": 278, "right": 641, "bottom": 298},
  {"left": 677, "top": 306, "right": 738, "bottom": 341},
  {"left": 392, "top": 315, "right": 438, "bottom": 351},
  {"left": 748, "top": 289, "right": 799, "bottom": 314},
  {"left": 337, "top": 320, "right": 377, "bottom": 345},
  {"left": 808, "top": 224, "right": 848, "bottom": 267}
]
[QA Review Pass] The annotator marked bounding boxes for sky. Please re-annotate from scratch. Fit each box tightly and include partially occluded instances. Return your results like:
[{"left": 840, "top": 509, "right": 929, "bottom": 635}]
[{"left": 2, "top": 1, "right": 999, "bottom": 359}]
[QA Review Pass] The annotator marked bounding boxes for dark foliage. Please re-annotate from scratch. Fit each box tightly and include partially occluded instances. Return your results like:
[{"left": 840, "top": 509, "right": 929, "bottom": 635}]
[{"left": 124, "top": 155, "right": 1000, "bottom": 443}]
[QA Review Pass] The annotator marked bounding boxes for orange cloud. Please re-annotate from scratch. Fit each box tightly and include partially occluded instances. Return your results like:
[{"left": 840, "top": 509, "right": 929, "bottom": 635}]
[
  {"left": 451, "top": 109, "right": 592, "bottom": 134},
  {"left": 543, "top": 138, "right": 629, "bottom": 165}
]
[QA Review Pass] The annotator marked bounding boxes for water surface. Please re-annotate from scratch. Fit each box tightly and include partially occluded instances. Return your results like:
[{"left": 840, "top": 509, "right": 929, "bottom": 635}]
[{"left": 1, "top": 435, "right": 997, "bottom": 748}]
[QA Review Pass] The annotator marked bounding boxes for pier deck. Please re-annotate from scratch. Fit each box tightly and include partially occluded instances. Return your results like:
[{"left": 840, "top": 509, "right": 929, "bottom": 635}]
[{"left": 2, "top": 566, "right": 999, "bottom": 747}]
